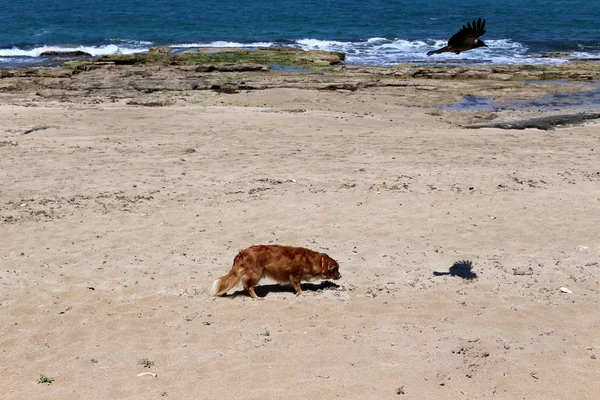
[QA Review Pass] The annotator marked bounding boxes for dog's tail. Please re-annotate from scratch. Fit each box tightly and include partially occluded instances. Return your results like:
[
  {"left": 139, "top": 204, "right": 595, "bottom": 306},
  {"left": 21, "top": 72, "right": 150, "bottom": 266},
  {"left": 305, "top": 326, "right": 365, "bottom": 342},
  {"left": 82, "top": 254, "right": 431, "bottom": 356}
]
[
  {"left": 210, "top": 269, "right": 239, "bottom": 296},
  {"left": 211, "top": 251, "right": 246, "bottom": 296}
]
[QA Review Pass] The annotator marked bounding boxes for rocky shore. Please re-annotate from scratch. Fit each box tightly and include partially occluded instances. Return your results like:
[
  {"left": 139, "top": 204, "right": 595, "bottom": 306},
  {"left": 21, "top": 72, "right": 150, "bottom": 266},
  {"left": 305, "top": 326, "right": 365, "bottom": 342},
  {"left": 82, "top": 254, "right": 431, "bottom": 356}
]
[{"left": 2, "top": 48, "right": 600, "bottom": 108}]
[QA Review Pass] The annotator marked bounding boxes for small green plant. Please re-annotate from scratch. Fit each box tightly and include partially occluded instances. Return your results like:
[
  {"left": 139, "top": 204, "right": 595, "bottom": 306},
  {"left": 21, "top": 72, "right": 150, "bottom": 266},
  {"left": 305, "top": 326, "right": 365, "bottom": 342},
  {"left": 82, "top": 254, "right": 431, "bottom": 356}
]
[
  {"left": 38, "top": 374, "right": 55, "bottom": 385},
  {"left": 161, "top": 391, "right": 168, "bottom": 397},
  {"left": 137, "top": 358, "right": 155, "bottom": 368},
  {"left": 396, "top": 386, "right": 406, "bottom": 395}
]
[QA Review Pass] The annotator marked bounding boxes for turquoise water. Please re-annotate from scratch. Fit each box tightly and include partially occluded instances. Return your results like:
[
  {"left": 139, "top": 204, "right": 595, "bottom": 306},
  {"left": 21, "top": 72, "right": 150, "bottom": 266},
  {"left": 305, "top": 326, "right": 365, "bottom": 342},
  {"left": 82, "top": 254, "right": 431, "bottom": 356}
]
[{"left": 1, "top": 0, "right": 599, "bottom": 67}]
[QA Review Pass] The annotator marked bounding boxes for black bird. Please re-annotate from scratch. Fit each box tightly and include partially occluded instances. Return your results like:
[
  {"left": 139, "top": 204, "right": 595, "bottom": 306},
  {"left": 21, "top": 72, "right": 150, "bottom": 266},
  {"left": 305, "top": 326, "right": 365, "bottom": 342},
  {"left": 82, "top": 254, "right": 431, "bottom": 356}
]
[{"left": 427, "top": 17, "right": 488, "bottom": 56}]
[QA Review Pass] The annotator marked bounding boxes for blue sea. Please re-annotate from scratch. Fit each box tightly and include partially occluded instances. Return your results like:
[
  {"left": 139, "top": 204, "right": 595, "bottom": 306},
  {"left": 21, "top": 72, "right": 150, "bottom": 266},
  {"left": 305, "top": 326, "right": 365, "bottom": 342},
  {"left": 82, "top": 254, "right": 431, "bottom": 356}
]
[{"left": 1, "top": 0, "right": 599, "bottom": 68}]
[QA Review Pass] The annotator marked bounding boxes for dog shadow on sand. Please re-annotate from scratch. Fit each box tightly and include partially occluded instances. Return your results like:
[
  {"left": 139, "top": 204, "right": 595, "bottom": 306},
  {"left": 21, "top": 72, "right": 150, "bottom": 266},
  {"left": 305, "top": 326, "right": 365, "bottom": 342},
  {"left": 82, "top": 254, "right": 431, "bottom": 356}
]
[
  {"left": 229, "top": 281, "right": 340, "bottom": 298},
  {"left": 433, "top": 260, "right": 478, "bottom": 279}
]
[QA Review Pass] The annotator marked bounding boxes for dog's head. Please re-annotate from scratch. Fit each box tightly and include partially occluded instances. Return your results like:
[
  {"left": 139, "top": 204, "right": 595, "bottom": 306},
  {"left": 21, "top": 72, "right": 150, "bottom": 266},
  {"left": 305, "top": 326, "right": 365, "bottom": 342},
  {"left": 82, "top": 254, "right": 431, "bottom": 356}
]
[{"left": 321, "top": 254, "right": 342, "bottom": 280}]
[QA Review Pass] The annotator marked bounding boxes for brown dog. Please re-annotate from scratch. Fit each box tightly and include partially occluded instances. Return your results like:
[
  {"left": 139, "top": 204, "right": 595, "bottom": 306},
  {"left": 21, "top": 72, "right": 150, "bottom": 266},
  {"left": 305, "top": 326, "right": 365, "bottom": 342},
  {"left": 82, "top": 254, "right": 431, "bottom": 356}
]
[{"left": 210, "top": 245, "right": 342, "bottom": 299}]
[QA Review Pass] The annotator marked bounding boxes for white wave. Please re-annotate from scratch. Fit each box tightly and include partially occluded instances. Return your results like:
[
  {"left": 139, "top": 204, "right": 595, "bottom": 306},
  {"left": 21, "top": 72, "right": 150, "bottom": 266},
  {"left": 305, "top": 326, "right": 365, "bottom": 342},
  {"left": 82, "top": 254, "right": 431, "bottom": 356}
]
[
  {"left": 0, "top": 37, "right": 593, "bottom": 67},
  {"left": 416, "top": 39, "right": 572, "bottom": 65},
  {"left": 486, "top": 39, "right": 528, "bottom": 50},
  {"left": 0, "top": 44, "right": 146, "bottom": 57},
  {"left": 366, "top": 37, "right": 389, "bottom": 44},
  {"left": 296, "top": 38, "right": 350, "bottom": 50},
  {"left": 291, "top": 37, "right": 577, "bottom": 66},
  {"left": 570, "top": 51, "right": 600, "bottom": 59},
  {"left": 296, "top": 37, "right": 447, "bottom": 57}
]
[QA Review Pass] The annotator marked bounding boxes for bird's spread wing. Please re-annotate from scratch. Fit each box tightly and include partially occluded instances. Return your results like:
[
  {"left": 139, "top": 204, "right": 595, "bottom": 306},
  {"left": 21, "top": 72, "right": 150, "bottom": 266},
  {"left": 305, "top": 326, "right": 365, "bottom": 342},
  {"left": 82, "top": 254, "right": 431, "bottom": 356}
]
[{"left": 448, "top": 17, "right": 486, "bottom": 47}]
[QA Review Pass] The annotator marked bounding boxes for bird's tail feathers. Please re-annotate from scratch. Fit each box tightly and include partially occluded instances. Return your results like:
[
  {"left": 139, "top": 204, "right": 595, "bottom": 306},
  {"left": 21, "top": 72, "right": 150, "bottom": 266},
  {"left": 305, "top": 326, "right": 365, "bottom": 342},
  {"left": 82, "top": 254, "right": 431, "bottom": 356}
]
[{"left": 427, "top": 46, "right": 448, "bottom": 56}]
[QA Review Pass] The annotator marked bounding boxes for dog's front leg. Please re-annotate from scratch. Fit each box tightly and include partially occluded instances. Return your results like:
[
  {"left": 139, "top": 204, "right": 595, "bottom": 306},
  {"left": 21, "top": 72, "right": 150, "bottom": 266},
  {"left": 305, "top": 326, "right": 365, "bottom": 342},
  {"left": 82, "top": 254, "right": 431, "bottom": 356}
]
[{"left": 289, "top": 276, "right": 303, "bottom": 295}]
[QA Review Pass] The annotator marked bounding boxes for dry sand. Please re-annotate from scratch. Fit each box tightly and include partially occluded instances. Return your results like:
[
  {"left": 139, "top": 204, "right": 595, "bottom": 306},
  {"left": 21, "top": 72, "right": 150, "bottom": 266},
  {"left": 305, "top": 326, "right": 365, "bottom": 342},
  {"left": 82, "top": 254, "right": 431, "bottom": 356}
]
[{"left": 1, "top": 78, "right": 599, "bottom": 399}]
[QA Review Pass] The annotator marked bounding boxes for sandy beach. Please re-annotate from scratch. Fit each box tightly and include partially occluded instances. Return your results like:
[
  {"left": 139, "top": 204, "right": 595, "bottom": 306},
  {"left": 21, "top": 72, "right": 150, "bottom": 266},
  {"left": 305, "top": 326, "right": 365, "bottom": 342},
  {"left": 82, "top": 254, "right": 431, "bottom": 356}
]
[{"left": 1, "top": 56, "right": 599, "bottom": 399}]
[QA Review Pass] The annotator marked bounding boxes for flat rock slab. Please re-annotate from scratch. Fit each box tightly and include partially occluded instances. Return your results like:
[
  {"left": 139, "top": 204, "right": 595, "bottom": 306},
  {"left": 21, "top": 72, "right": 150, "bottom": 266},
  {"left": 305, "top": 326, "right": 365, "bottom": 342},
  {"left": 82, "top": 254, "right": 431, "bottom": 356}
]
[
  {"left": 40, "top": 50, "right": 92, "bottom": 57},
  {"left": 464, "top": 113, "right": 600, "bottom": 130}
]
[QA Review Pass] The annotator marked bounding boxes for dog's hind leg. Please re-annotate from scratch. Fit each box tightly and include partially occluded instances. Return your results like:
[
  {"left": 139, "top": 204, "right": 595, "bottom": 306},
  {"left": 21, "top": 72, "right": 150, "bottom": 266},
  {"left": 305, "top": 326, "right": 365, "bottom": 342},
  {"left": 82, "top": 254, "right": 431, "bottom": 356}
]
[{"left": 241, "top": 274, "right": 259, "bottom": 299}]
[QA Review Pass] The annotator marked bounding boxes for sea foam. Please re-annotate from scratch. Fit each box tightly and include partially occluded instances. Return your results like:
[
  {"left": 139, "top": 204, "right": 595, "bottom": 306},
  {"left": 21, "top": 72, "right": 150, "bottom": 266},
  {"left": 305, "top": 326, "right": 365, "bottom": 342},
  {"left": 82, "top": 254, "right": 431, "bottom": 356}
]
[
  {"left": 0, "top": 37, "right": 592, "bottom": 68},
  {"left": 0, "top": 44, "right": 144, "bottom": 58}
]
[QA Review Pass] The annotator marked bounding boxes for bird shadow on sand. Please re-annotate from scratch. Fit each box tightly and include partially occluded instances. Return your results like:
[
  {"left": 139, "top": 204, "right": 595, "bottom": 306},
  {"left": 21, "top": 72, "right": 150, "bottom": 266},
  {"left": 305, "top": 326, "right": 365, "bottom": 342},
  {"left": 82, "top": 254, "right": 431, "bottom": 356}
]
[
  {"left": 229, "top": 281, "right": 340, "bottom": 298},
  {"left": 433, "top": 260, "right": 478, "bottom": 279}
]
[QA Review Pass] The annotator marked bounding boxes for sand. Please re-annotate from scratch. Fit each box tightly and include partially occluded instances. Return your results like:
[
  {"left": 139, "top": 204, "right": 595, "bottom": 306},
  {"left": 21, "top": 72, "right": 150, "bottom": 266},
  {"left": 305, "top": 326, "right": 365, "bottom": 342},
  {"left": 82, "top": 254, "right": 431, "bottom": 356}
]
[{"left": 1, "top": 72, "right": 600, "bottom": 399}]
